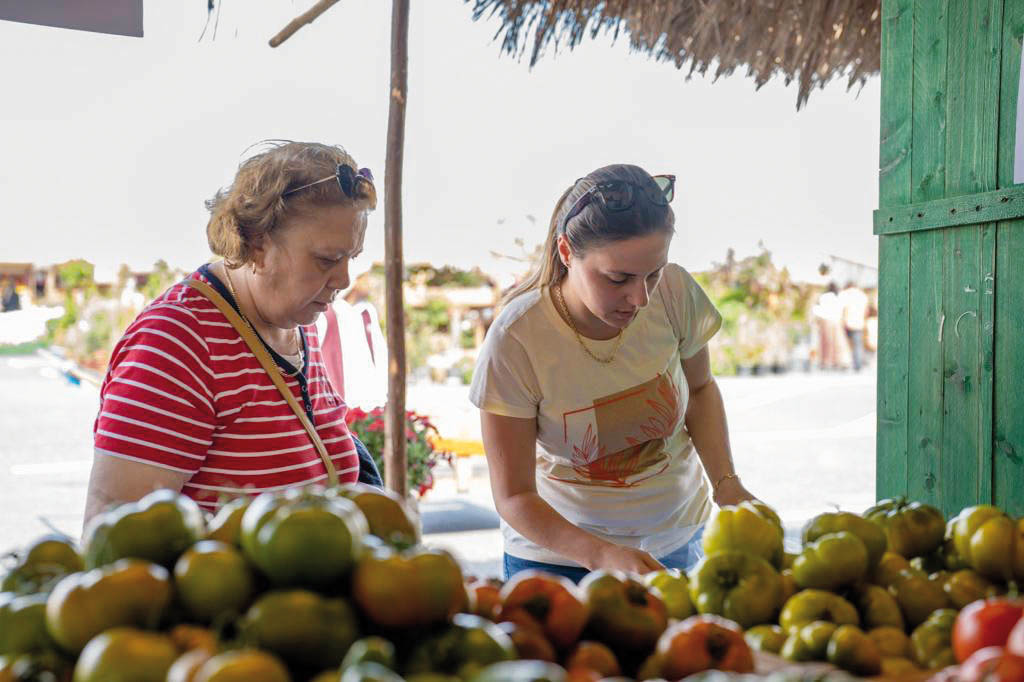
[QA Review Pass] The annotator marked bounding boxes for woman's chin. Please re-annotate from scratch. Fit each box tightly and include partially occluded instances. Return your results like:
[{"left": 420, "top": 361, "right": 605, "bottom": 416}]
[
  {"left": 604, "top": 310, "right": 637, "bottom": 328},
  {"left": 295, "top": 309, "right": 323, "bottom": 327}
]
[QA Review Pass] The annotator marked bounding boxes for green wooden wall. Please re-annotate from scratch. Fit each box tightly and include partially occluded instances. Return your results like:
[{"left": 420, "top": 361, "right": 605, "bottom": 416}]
[{"left": 876, "top": 0, "right": 1024, "bottom": 517}]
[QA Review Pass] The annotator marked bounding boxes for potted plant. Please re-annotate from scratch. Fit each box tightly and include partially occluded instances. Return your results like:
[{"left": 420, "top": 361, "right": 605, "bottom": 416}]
[{"left": 344, "top": 407, "right": 454, "bottom": 498}]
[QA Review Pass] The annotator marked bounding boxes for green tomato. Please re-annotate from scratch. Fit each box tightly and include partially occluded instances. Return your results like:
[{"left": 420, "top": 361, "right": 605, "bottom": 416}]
[
  {"left": 240, "top": 486, "right": 367, "bottom": 589},
  {"left": 909, "top": 608, "right": 957, "bottom": 670},
  {"left": 45, "top": 559, "right": 172, "bottom": 654},
  {"left": 942, "top": 569, "right": 1000, "bottom": 609},
  {"left": 950, "top": 505, "right": 1024, "bottom": 582},
  {"left": 193, "top": 650, "right": 292, "bottom": 682},
  {"left": 779, "top": 589, "right": 859, "bottom": 634},
  {"left": 579, "top": 570, "right": 668, "bottom": 658},
  {"left": 702, "top": 504, "right": 783, "bottom": 568},
  {"left": 745, "top": 624, "right": 787, "bottom": 655},
  {"left": 83, "top": 489, "right": 205, "bottom": 569},
  {"left": 687, "top": 551, "right": 781, "bottom": 629},
  {"left": 887, "top": 569, "right": 949, "bottom": 629},
  {"left": 781, "top": 621, "right": 837, "bottom": 662},
  {"left": 404, "top": 613, "right": 516, "bottom": 680},
  {"left": 72, "top": 627, "right": 178, "bottom": 682},
  {"left": 241, "top": 589, "right": 359, "bottom": 673},
  {"left": 864, "top": 498, "right": 945, "bottom": 559},
  {"left": 203, "top": 497, "right": 250, "bottom": 548},
  {"left": 643, "top": 569, "right": 694, "bottom": 620},
  {"left": 792, "top": 532, "right": 869, "bottom": 591},
  {"left": 826, "top": 625, "right": 882, "bottom": 677},
  {"left": 173, "top": 540, "right": 255, "bottom": 624},
  {"left": 1, "top": 535, "right": 84, "bottom": 595},
  {"left": 847, "top": 583, "right": 905, "bottom": 631},
  {"left": 868, "top": 626, "right": 911, "bottom": 658},
  {"left": 0, "top": 593, "right": 54, "bottom": 655},
  {"left": 352, "top": 544, "right": 468, "bottom": 629},
  {"left": 802, "top": 512, "right": 887, "bottom": 569},
  {"left": 331, "top": 483, "right": 420, "bottom": 548}
]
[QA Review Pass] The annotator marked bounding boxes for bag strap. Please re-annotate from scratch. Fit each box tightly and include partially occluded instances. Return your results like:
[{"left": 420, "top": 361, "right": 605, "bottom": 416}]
[{"left": 184, "top": 278, "right": 339, "bottom": 486}]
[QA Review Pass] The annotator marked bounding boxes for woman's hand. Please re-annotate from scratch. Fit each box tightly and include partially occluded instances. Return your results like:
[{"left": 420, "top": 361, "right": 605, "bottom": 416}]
[
  {"left": 589, "top": 543, "right": 665, "bottom": 575},
  {"left": 712, "top": 475, "right": 757, "bottom": 507}
]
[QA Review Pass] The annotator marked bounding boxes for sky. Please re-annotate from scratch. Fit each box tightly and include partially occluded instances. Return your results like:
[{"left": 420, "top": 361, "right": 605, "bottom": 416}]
[{"left": 0, "top": 1, "right": 881, "bottom": 286}]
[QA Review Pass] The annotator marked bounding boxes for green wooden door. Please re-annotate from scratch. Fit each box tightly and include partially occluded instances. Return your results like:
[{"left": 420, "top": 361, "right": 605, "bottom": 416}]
[{"left": 876, "top": 0, "right": 1024, "bottom": 517}]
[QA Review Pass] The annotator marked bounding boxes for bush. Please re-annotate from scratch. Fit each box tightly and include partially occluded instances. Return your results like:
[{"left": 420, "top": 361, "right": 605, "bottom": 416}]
[{"left": 344, "top": 407, "right": 453, "bottom": 497}]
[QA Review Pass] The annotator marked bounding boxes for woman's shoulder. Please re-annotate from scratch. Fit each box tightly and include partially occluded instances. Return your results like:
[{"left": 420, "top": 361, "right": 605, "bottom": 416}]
[
  {"left": 490, "top": 288, "right": 545, "bottom": 335},
  {"left": 662, "top": 262, "right": 695, "bottom": 287},
  {"left": 123, "top": 268, "right": 223, "bottom": 345},
  {"left": 659, "top": 263, "right": 712, "bottom": 302}
]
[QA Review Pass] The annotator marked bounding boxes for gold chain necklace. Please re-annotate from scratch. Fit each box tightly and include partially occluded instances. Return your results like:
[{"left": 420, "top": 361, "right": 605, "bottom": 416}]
[
  {"left": 553, "top": 280, "right": 624, "bottom": 364},
  {"left": 222, "top": 265, "right": 303, "bottom": 370}
]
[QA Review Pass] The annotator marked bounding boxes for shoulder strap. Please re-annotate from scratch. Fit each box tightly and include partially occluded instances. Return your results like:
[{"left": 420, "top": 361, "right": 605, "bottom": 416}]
[{"left": 184, "top": 278, "right": 338, "bottom": 486}]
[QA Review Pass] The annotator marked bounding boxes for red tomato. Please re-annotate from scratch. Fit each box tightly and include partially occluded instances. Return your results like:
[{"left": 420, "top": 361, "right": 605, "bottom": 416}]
[
  {"left": 959, "top": 646, "right": 1024, "bottom": 682},
  {"left": 1008, "top": 617, "right": 1024, "bottom": 657},
  {"left": 953, "top": 599, "right": 1024, "bottom": 663}
]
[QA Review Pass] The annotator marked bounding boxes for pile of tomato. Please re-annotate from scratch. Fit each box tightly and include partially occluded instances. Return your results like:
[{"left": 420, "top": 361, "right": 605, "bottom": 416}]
[{"left": 0, "top": 487, "right": 1022, "bottom": 682}]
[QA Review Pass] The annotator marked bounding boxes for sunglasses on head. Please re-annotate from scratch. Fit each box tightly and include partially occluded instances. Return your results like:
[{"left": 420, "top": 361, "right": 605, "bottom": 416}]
[
  {"left": 561, "top": 174, "right": 675, "bottom": 233},
  {"left": 283, "top": 163, "right": 374, "bottom": 199}
]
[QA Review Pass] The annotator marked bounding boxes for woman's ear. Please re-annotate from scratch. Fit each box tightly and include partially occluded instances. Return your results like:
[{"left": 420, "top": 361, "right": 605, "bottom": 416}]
[
  {"left": 556, "top": 235, "right": 572, "bottom": 268},
  {"left": 250, "top": 237, "right": 267, "bottom": 274}
]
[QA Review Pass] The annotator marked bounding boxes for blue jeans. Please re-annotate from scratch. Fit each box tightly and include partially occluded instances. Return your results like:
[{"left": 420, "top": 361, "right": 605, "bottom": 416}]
[
  {"left": 845, "top": 328, "right": 864, "bottom": 371},
  {"left": 503, "top": 526, "right": 705, "bottom": 583}
]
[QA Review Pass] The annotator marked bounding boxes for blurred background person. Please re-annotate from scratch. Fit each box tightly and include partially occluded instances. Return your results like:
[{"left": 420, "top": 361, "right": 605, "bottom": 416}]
[{"left": 839, "top": 280, "right": 869, "bottom": 372}]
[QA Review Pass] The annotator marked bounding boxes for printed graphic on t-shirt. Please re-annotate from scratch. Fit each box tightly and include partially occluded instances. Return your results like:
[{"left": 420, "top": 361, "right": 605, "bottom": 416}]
[{"left": 549, "top": 372, "right": 682, "bottom": 488}]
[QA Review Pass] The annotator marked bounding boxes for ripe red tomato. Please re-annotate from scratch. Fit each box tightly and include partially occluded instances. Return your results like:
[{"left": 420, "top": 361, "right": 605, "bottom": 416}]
[
  {"left": 1008, "top": 617, "right": 1024, "bottom": 657},
  {"left": 959, "top": 646, "right": 1024, "bottom": 682},
  {"left": 952, "top": 599, "right": 1024, "bottom": 663}
]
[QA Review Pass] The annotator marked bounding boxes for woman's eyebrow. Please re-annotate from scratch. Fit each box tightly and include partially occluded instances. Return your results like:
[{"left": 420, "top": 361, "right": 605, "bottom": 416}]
[
  {"left": 317, "top": 247, "right": 361, "bottom": 258},
  {"left": 610, "top": 262, "right": 667, "bottom": 277}
]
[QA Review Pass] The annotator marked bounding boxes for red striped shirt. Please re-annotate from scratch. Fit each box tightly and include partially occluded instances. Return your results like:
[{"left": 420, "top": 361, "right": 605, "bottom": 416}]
[{"left": 93, "top": 268, "right": 359, "bottom": 511}]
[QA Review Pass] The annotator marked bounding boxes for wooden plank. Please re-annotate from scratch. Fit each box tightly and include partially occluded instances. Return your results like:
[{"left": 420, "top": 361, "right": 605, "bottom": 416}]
[
  {"left": 877, "top": 0, "right": 916, "bottom": 501},
  {"left": 876, "top": 0, "right": 915, "bottom": 501},
  {"left": 906, "top": 0, "right": 948, "bottom": 507},
  {"left": 993, "top": 0, "right": 1024, "bottom": 515},
  {"left": 977, "top": 223, "right": 996, "bottom": 505},
  {"left": 383, "top": 0, "right": 410, "bottom": 497},
  {"left": 994, "top": 219, "right": 1024, "bottom": 515},
  {"left": 873, "top": 185, "right": 1024, "bottom": 234},
  {"left": 940, "top": 0, "right": 1002, "bottom": 516}
]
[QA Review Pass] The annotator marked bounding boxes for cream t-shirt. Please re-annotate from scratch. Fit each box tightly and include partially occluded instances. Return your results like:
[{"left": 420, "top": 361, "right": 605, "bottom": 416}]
[{"left": 469, "top": 264, "right": 723, "bottom": 565}]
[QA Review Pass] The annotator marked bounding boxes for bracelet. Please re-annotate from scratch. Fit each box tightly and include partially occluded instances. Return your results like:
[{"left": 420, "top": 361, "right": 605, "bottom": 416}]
[{"left": 713, "top": 472, "right": 740, "bottom": 493}]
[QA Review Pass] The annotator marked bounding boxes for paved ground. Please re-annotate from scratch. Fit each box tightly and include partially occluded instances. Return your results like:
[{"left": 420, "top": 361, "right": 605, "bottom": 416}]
[{"left": 0, "top": 352, "right": 875, "bottom": 579}]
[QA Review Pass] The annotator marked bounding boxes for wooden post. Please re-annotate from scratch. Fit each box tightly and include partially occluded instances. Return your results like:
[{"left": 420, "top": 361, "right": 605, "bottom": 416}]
[{"left": 383, "top": 0, "right": 409, "bottom": 498}]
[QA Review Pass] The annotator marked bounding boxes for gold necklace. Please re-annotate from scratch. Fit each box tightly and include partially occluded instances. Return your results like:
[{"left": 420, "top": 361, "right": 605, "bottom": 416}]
[
  {"left": 553, "top": 280, "right": 625, "bottom": 364},
  {"left": 222, "top": 265, "right": 303, "bottom": 368}
]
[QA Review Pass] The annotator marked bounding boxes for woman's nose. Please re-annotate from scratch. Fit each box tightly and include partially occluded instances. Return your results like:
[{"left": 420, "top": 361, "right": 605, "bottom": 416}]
[
  {"left": 329, "top": 259, "right": 350, "bottom": 293},
  {"left": 627, "top": 279, "right": 650, "bottom": 308}
]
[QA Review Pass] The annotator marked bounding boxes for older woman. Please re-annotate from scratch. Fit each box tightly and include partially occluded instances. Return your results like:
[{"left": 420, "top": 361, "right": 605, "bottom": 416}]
[{"left": 85, "top": 141, "right": 382, "bottom": 523}]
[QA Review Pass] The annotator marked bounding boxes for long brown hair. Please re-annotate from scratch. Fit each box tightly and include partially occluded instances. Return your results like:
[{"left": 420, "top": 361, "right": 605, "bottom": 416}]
[{"left": 503, "top": 164, "right": 675, "bottom": 303}]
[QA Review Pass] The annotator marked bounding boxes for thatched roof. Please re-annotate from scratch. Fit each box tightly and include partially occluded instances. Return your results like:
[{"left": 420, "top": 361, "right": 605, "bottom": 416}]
[{"left": 469, "top": 0, "right": 881, "bottom": 109}]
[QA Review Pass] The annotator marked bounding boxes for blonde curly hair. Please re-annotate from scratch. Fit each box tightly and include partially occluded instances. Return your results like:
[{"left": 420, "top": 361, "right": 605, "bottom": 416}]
[{"left": 206, "top": 141, "right": 377, "bottom": 267}]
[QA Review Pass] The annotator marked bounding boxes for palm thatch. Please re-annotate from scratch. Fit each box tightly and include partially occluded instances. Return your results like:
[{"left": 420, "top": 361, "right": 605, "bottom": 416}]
[{"left": 469, "top": 0, "right": 881, "bottom": 109}]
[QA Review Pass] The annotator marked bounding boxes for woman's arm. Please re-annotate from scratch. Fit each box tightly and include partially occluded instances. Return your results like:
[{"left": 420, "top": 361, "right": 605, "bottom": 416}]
[
  {"left": 481, "top": 411, "right": 663, "bottom": 573},
  {"left": 682, "top": 346, "right": 756, "bottom": 506},
  {"left": 83, "top": 453, "right": 191, "bottom": 529}
]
